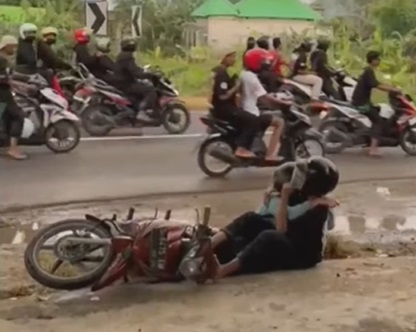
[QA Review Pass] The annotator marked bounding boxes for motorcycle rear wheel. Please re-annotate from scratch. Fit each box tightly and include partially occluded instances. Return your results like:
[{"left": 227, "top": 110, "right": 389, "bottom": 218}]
[
  {"left": 162, "top": 103, "right": 191, "bottom": 135},
  {"left": 319, "top": 120, "right": 350, "bottom": 154},
  {"left": 198, "top": 137, "right": 234, "bottom": 178},
  {"left": 81, "top": 105, "right": 114, "bottom": 137},
  {"left": 295, "top": 137, "right": 325, "bottom": 159},
  {"left": 24, "top": 219, "right": 114, "bottom": 290}
]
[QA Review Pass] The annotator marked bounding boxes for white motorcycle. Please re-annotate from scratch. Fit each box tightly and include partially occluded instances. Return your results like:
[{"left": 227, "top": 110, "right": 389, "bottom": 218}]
[{"left": 0, "top": 74, "right": 81, "bottom": 153}]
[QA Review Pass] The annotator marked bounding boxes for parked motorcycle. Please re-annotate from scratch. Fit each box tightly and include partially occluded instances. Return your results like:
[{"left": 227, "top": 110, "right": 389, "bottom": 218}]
[
  {"left": 282, "top": 69, "right": 357, "bottom": 106},
  {"left": 197, "top": 102, "right": 325, "bottom": 178},
  {"left": 0, "top": 74, "right": 80, "bottom": 153},
  {"left": 24, "top": 206, "right": 217, "bottom": 291},
  {"left": 69, "top": 65, "right": 190, "bottom": 136},
  {"left": 318, "top": 92, "right": 416, "bottom": 155}
]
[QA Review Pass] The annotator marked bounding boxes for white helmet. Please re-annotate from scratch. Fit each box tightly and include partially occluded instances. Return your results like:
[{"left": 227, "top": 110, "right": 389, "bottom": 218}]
[
  {"left": 0, "top": 35, "right": 17, "bottom": 50},
  {"left": 95, "top": 37, "right": 111, "bottom": 53},
  {"left": 19, "top": 23, "right": 38, "bottom": 40}
]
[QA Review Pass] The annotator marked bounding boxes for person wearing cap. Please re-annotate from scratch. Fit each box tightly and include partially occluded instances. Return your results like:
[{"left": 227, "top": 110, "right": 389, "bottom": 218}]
[
  {"left": 0, "top": 35, "right": 27, "bottom": 159},
  {"left": 351, "top": 51, "right": 401, "bottom": 157},
  {"left": 210, "top": 49, "right": 260, "bottom": 158}
]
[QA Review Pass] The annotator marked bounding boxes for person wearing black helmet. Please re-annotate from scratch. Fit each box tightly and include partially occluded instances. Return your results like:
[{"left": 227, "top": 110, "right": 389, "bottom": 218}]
[
  {"left": 290, "top": 41, "right": 323, "bottom": 101},
  {"left": 113, "top": 38, "right": 157, "bottom": 122},
  {"left": 351, "top": 50, "right": 401, "bottom": 157},
  {"left": 207, "top": 157, "right": 339, "bottom": 280},
  {"left": 256, "top": 36, "right": 270, "bottom": 50},
  {"left": 310, "top": 39, "right": 340, "bottom": 99}
]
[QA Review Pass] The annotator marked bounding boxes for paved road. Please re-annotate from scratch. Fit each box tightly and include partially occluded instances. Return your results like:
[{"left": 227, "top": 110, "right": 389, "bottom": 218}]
[{"left": 2, "top": 135, "right": 416, "bottom": 210}]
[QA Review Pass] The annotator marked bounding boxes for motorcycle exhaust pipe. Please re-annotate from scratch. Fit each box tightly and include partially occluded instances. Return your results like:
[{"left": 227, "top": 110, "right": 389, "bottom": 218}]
[
  {"left": 64, "top": 237, "right": 111, "bottom": 246},
  {"left": 209, "top": 147, "right": 237, "bottom": 164}
]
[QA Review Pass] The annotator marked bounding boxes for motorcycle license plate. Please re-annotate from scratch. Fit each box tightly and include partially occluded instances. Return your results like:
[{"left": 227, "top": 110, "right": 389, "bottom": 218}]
[{"left": 149, "top": 229, "right": 168, "bottom": 271}]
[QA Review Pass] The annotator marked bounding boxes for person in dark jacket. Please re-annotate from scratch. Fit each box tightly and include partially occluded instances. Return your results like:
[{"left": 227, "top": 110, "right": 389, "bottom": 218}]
[
  {"left": 37, "top": 27, "right": 72, "bottom": 72},
  {"left": 0, "top": 36, "right": 27, "bottom": 159},
  {"left": 310, "top": 39, "right": 340, "bottom": 99},
  {"left": 15, "top": 23, "right": 38, "bottom": 74},
  {"left": 72, "top": 28, "right": 100, "bottom": 75},
  {"left": 93, "top": 37, "right": 115, "bottom": 83},
  {"left": 113, "top": 38, "right": 157, "bottom": 122}
]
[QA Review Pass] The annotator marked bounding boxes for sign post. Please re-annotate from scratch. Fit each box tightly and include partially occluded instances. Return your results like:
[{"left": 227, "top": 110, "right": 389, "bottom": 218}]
[
  {"left": 85, "top": 0, "right": 108, "bottom": 36},
  {"left": 131, "top": 5, "right": 143, "bottom": 38}
]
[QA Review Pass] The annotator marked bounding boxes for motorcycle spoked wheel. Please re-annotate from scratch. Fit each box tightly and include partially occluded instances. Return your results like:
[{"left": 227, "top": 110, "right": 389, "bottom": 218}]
[
  {"left": 318, "top": 120, "right": 350, "bottom": 154},
  {"left": 162, "top": 103, "right": 191, "bottom": 135},
  {"left": 198, "top": 137, "right": 234, "bottom": 178},
  {"left": 24, "top": 219, "right": 114, "bottom": 290},
  {"left": 81, "top": 104, "right": 115, "bottom": 137},
  {"left": 44, "top": 120, "right": 81, "bottom": 153}
]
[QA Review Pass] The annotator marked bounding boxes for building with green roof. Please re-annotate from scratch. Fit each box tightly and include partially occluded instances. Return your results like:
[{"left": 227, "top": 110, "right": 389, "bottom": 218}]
[{"left": 186, "top": 0, "right": 321, "bottom": 50}]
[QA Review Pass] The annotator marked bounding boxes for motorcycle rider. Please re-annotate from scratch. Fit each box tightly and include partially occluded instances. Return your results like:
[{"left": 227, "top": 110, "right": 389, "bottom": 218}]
[
  {"left": 310, "top": 39, "right": 340, "bottom": 99},
  {"left": 15, "top": 23, "right": 38, "bottom": 74},
  {"left": 351, "top": 51, "right": 401, "bottom": 157},
  {"left": 37, "top": 26, "right": 72, "bottom": 95},
  {"left": 271, "top": 37, "right": 287, "bottom": 78},
  {"left": 256, "top": 36, "right": 280, "bottom": 93},
  {"left": 243, "top": 36, "right": 256, "bottom": 56},
  {"left": 290, "top": 42, "right": 323, "bottom": 101},
  {"left": 210, "top": 49, "right": 261, "bottom": 158},
  {"left": 113, "top": 38, "right": 157, "bottom": 122},
  {"left": 0, "top": 35, "right": 27, "bottom": 159},
  {"left": 240, "top": 48, "right": 288, "bottom": 160},
  {"left": 73, "top": 28, "right": 101, "bottom": 75},
  {"left": 93, "top": 37, "right": 115, "bottom": 83},
  {"left": 208, "top": 157, "right": 339, "bottom": 279}
]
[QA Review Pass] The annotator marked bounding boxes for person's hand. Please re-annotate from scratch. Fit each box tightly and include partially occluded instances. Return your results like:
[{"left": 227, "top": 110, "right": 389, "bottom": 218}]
[
  {"left": 95, "top": 51, "right": 103, "bottom": 57},
  {"left": 281, "top": 183, "right": 294, "bottom": 196},
  {"left": 263, "top": 186, "right": 275, "bottom": 204},
  {"left": 316, "top": 197, "right": 339, "bottom": 208}
]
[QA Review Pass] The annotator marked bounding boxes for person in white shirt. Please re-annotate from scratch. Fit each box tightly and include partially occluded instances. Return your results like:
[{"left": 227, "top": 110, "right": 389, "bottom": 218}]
[{"left": 239, "top": 48, "right": 291, "bottom": 161}]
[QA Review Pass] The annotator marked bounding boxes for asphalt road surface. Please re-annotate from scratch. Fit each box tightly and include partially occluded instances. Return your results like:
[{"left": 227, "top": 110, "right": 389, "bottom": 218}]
[{"left": 2, "top": 132, "right": 416, "bottom": 209}]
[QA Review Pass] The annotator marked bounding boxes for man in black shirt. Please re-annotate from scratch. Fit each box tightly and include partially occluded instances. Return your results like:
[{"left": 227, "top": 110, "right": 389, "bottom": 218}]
[
  {"left": 351, "top": 51, "right": 400, "bottom": 156},
  {"left": 310, "top": 39, "right": 340, "bottom": 99},
  {"left": 210, "top": 50, "right": 258, "bottom": 158}
]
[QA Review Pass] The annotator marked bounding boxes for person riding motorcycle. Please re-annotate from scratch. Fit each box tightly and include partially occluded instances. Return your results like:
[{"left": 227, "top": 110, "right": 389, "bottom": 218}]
[
  {"left": 207, "top": 156, "right": 339, "bottom": 279},
  {"left": 73, "top": 28, "right": 101, "bottom": 75},
  {"left": 113, "top": 38, "right": 158, "bottom": 122},
  {"left": 92, "top": 37, "right": 115, "bottom": 83},
  {"left": 0, "top": 35, "right": 27, "bottom": 159},
  {"left": 240, "top": 48, "right": 288, "bottom": 160},
  {"left": 290, "top": 41, "right": 323, "bottom": 101},
  {"left": 310, "top": 39, "right": 340, "bottom": 99},
  {"left": 37, "top": 26, "right": 72, "bottom": 95},
  {"left": 15, "top": 23, "right": 38, "bottom": 74}
]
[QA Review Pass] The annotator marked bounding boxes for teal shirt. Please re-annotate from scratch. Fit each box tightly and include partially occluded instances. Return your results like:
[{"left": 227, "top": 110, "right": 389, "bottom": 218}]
[{"left": 257, "top": 194, "right": 312, "bottom": 222}]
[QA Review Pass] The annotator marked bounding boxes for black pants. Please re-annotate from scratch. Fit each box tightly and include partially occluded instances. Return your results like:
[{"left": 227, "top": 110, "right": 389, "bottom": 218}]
[
  {"left": 366, "top": 106, "right": 382, "bottom": 140},
  {"left": 1, "top": 98, "right": 25, "bottom": 138},
  {"left": 322, "top": 77, "right": 340, "bottom": 100},
  {"left": 213, "top": 108, "right": 272, "bottom": 150},
  {"left": 123, "top": 82, "right": 158, "bottom": 112}
]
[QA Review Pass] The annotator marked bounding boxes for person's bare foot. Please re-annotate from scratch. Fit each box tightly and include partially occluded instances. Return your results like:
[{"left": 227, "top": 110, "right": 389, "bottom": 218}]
[
  {"left": 368, "top": 150, "right": 382, "bottom": 157},
  {"left": 6, "top": 150, "right": 27, "bottom": 160},
  {"left": 235, "top": 148, "right": 255, "bottom": 158},
  {"left": 265, "top": 155, "right": 283, "bottom": 161}
]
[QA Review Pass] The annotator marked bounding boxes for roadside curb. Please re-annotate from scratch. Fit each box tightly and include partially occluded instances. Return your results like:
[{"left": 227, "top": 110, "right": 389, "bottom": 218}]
[{"left": 2, "top": 175, "right": 416, "bottom": 214}]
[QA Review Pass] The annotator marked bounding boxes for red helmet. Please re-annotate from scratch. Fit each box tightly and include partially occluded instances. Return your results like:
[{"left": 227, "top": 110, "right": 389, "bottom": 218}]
[
  {"left": 73, "top": 28, "right": 89, "bottom": 44},
  {"left": 243, "top": 48, "right": 273, "bottom": 72}
]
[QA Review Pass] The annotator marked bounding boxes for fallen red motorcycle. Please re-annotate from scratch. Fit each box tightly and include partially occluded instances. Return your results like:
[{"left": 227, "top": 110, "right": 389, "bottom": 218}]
[{"left": 24, "top": 207, "right": 216, "bottom": 291}]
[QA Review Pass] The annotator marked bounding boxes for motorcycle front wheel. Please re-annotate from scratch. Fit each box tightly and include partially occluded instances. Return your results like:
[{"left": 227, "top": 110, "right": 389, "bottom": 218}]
[
  {"left": 24, "top": 219, "right": 114, "bottom": 290},
  {"left": 81, "top": 104, "right": 115, "bottom": 137},
  {"left": 197, "top": 137, "right": 234, "bottom": 178},
  {"left": 44, "top": 120, "right": 81, "bottom": 153},
  {"left": 295, "top": 137, "right": 325, "bottom": 159},
  {"left": 400, "top": 126, "right": 416, "bottom": 156},
  {"left": 162, "top": 103, "right": 191, "bottom": 135}
]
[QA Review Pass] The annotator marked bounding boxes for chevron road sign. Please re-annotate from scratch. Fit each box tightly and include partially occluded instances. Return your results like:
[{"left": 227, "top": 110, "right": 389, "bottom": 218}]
[
  {"left": 131, "top": 5, "right": 143, "bottom": 38},
  {"left": 85, "top": 0, "right": 108, "bottom": 35}
]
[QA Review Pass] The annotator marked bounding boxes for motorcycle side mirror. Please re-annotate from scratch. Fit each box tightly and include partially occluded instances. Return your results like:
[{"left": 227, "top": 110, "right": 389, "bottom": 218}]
[{"left": 164, "top": 209, "right": 171, "bottom": 220}]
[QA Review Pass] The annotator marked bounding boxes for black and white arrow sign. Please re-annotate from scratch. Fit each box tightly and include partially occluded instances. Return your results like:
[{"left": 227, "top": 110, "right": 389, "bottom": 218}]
[
  {"left": 131, "top": 5, "right": 143, "bottom": 38},
  {"left": 85, "top": 1, "right": 108, "bottom": 35}
]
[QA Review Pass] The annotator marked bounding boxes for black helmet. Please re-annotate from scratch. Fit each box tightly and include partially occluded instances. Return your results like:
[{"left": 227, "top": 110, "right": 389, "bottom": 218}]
[
  {"left": 317, "top": 39, "right": 330, "bottom": 51},
  {"left": 273, "top": 157, "right": 339, "bottom": 197},
  {"left": 120, "top": 38, "right": 137, "bottom": 52},
  {"left": 256, "top": 36, "right": 270, "bottom": 50}
]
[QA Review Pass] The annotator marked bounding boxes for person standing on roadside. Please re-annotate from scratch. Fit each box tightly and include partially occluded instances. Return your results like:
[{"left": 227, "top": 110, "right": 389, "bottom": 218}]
[{"left": 0, "top": 35, "right": 27, "bottom": 160}]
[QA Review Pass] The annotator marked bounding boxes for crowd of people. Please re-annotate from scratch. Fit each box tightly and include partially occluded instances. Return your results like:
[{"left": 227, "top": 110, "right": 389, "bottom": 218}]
[{"left": 210, "top": 35, "right": 402, "bottom": 157}]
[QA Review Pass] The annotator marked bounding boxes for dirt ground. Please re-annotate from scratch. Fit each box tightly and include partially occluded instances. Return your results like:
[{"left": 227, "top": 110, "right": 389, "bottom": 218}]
[{"left": 2, "top": 181, "right": 416, "bottom": 331}]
